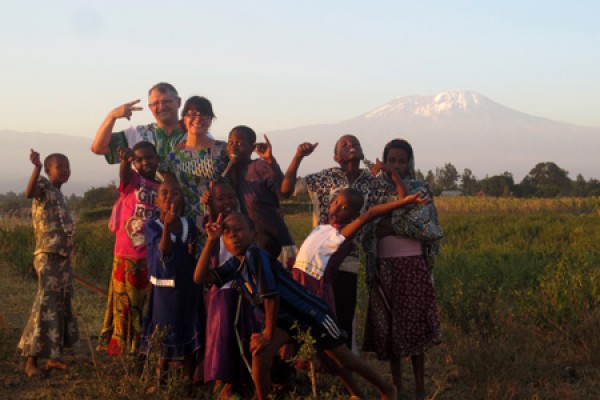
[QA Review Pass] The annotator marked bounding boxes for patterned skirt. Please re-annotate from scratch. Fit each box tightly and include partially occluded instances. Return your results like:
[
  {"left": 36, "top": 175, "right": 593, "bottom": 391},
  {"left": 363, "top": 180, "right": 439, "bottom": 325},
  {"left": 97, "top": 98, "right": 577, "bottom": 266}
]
[
  {"left": 99, "top": 256, "right": 149, "bottom": 356},
  {"left": 363, "top": 255, "right": 441, "bottom": 359},
  {"left": 18, "top": 253, "right": 79, "bottom": 359}
]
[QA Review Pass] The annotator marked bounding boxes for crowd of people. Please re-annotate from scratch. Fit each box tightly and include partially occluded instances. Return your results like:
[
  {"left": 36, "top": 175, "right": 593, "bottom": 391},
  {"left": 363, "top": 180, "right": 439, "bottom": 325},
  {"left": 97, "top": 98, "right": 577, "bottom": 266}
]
[{"left": 18, "top": 82, "right": 443, "bottom": 400}]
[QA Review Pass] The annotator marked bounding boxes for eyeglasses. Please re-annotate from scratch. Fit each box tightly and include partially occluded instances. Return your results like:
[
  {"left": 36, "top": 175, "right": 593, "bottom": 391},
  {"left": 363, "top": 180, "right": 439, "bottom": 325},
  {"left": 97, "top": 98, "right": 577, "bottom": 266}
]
[
  {"left": 183, "top": 113, "right": 212, "bottom": 119},
  {"left": 148, "top": 99, "right": 175, "bottom": 108}
]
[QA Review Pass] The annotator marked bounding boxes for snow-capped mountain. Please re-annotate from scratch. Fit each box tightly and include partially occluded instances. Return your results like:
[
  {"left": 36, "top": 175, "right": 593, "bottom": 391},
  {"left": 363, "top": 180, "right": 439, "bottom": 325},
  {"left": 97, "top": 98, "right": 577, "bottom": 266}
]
[
  {"left": 267, "top": 90, "right": 600, "bottom": 181},
  {"left": 2, "top": 90, "right": 599, "bottom": 194}
]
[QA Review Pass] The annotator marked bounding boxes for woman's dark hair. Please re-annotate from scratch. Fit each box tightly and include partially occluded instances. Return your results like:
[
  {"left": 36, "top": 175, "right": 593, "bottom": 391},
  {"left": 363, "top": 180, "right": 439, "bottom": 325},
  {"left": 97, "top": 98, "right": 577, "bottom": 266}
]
[
  {"left": 383, "top": 139, "right": 413, "bottom": 163},
  {"left": 182, "top": 96, "right": 215, "bottom": 118}
]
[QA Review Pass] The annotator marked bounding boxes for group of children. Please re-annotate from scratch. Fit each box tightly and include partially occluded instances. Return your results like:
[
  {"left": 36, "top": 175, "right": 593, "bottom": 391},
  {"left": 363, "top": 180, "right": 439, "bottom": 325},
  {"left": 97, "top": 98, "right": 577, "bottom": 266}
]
[{"left": 19, "top": 125, "right": 442, "bottom": 400}]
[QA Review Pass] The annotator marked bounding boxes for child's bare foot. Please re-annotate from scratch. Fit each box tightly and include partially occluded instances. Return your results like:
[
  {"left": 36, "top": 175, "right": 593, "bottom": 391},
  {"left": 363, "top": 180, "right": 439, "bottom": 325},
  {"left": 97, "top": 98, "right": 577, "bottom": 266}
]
[
  {"left": 46, "top": 359, "right": 68, "bottom": 370},
  {"left": 25, "top": 360, "right": 41, "bottom": 377}
]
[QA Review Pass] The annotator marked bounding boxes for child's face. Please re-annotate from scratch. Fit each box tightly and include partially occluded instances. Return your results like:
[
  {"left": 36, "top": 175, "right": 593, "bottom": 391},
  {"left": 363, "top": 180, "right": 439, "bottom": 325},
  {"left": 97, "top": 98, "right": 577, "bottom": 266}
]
[
  {"left": 334, "top": 135, "right": 364, "bottom": 164},
  {"left": 156, "top": 180, "right": 183, "bottom": 217},
  {"left": 46, "top": 156, "right": 71, "bottom": 185},
  {"left": 211, "top": 184, "right": 237, "bottom": 216},
  {"left": 222, "top": 214, "right": 254, "bottom": 256},
  {"left": 133, "top": 147, "right": 159, "bottom": 180},
  {"left": 328, "top": 191, "right": 359, "bottom": 226},
  {"left": 385, "top": 148, "right": 410, "bottom": 178},
  {"left": 227, "top": 130, "right": 253, "bottom": 162}
]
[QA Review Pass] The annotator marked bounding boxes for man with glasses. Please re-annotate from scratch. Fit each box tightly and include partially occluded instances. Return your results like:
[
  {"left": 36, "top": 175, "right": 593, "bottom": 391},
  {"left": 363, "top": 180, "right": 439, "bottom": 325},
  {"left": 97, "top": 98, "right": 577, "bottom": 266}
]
[{"left": 91, "top": 82, "right": 185, "bottom": 165}]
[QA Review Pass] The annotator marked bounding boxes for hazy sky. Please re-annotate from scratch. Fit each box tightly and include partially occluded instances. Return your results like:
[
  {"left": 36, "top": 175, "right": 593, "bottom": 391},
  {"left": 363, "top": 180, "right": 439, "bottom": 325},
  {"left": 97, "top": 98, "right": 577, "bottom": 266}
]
[{"left": 2, "top": 0, "right": 599, "bottom": 138}]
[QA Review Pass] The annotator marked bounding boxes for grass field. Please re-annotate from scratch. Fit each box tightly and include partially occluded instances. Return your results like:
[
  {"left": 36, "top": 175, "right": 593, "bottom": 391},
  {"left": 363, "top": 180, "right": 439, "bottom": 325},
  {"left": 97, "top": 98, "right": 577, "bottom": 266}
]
[{"left": 1, "top": 197, "right": 599, "bottom": 399}]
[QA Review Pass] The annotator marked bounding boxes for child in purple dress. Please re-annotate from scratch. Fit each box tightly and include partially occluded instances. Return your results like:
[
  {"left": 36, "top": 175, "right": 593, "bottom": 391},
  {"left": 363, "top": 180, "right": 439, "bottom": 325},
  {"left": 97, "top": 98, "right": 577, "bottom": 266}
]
[
  {"left": 195, "top": 212, "right": 398, "bottom": 400},
  {"left": 202, "top": 182, "right": 260, "bottom": 398}
]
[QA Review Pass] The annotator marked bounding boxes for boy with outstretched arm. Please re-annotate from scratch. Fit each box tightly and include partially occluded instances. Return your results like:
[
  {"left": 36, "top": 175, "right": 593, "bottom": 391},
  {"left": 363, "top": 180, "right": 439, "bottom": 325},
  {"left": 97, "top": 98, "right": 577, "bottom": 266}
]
[{"left": 194, "top": 212, "right": 397, "bottom": 400}]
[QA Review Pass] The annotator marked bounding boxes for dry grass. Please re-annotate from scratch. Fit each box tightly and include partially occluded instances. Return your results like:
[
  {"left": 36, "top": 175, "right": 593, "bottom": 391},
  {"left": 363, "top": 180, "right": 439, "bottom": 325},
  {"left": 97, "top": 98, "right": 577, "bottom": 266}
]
[{"left": 1, "top": 197, "right": 599, "bottom": 399}]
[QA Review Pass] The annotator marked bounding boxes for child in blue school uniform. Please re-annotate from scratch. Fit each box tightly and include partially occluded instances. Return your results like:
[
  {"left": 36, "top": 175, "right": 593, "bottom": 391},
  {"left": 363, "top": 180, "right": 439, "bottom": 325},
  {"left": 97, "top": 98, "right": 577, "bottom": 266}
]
[
  {"left": 194, "top": 212, "right": 398, "bottom": 400},
  {"left": 141, "top": 178, "right": 204, "bottom": 383}
]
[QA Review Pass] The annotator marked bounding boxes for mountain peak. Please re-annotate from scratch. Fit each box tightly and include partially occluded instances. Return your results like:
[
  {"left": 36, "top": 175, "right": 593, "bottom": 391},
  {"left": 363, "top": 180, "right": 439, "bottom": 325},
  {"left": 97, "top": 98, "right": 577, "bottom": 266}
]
[{"left": 365, "top": 90, "right": 488, "bottom": 119}]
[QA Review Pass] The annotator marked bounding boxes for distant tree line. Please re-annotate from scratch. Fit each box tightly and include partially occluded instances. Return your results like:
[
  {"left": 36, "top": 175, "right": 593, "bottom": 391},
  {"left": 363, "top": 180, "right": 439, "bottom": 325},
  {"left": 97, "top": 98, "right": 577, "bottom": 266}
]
[
  {"left": 419, "top": 161, "right": 600, "bottom": 197},
  {"left": 0, "top": 183, "right": 119, "bottom": 214},
  {"left": 1, "top": 161, "right": 599, "bottom": 214}
]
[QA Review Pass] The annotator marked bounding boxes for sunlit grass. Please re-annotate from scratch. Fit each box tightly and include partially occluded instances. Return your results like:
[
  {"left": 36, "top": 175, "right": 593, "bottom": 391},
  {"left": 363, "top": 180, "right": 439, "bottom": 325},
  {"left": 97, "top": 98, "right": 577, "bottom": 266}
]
[{"left": 1, "top": 196, "right": 599, "bottom": 399}]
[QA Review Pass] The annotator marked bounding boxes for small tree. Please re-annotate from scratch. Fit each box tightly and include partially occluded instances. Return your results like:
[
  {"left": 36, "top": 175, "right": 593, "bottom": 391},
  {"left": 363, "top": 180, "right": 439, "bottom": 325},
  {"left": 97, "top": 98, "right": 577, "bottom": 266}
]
[
  {"left": 80, "top": 183, "right": 119, "bottom": 210},
  {"left": 436, "top": 163, "right": 459, "bottom": 191},
  {"left": 461, "top": 168, "right": 478, "bottom": 195},
  {"left": 520, "top": 162, "right": 571, "bottom": 197},
  {"left": 480, "top": 173, "right": 514, "bottom": 197}
]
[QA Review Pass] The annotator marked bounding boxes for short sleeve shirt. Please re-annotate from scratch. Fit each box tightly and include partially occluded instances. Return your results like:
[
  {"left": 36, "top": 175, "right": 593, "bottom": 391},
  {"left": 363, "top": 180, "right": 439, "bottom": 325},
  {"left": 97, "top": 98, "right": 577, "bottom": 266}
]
[
  {"left": 304, "top": 167, "right": 395, "bottom": 226},
  {"left": 293, "top": 224, "right": 346, "bottom": 280},
  {"left": 213, "top": 245, "right": 335, "bottom": 334},
  {"left": 236, "top": 159, "right": 295, "bottom": 249},
  {"left": 105, "top": 124, "right": 186, "bottom": 167},
  {"left": 32, "top": 177, "right": 74, "bottom": 257},
  {"left": 113, "top": 172, "right": 159, "bottom": 259}
]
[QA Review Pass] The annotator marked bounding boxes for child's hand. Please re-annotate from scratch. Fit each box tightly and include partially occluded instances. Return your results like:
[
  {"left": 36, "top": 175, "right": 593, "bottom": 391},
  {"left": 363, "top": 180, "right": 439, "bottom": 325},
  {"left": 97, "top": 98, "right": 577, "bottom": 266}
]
[
  {"left": 254, "top": 134, "right": 273, "bottom": 162},
  {"left": 163, "top": 202, "right": 180, "bottom": 229},
  {"left": 296, "top": 142, "right": 318, "bottom": 158},
  {"left": 204, "top": 213, "right": 223, "bottom": 241},
  {"left": 30, "top": 149, "right": 42, "bottom": 168},
  {"left": 250, "top": 332, "right": 274, "bottom": 356},
  {"left": 371, "top": 158, "right": 394, "bottom": 177},
  {"left": 118, "top": 146, "right": 134, "bottom": 163},
  {"left": 370, "top": 158, "right": 383, "bottom": 176},
  {"left": 404, "top": 191, "right": 431, "bottom": 205},
  {"left": 201, "top": 189, "right": 211, "bottom": 207}
]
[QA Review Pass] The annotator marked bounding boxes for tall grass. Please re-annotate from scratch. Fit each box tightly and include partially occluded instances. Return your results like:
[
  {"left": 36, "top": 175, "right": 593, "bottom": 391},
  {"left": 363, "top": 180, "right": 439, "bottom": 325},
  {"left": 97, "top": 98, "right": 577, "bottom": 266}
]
[
  {"left": 1, "top": 197, "right": 599, "bottom": 399},
  {"left": 436, "top": 195, "right": 600, "bottom": 215}
]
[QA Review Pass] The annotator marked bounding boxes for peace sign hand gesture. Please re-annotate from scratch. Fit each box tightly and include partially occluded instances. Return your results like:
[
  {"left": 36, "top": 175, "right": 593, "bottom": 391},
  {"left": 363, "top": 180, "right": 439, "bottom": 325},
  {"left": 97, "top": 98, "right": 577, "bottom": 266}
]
[
  {"left": 110, "top": 99, "right": 143, "bottom": 121},
  {"left": 205, "top": 213, "right": 224, "bottom": 241}
]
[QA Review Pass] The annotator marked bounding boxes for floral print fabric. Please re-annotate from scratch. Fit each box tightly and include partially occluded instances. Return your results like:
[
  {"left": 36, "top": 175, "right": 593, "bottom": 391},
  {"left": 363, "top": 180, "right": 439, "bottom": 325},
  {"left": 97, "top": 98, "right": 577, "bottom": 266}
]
[
  {"left": 163, "top": 142, "right": 229, "bottom": 227},
  {"left": 18, "top": 253, "right": 79, "bottom": 359},
  {"left": 102, "top": 257, "right": 149, "bottom": 356},
  {"left": 32, "top": 177, "right": 74, "bottom": 257},
  {"left": 362, "top": 256, "right": 441, "bottom": 359}
]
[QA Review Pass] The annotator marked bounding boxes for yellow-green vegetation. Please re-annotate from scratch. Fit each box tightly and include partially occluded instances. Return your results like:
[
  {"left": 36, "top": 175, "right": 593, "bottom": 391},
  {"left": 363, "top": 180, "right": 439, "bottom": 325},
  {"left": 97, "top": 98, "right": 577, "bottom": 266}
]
[{"left": 0, "top": 197, "right": 599, "bottom": 399}]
